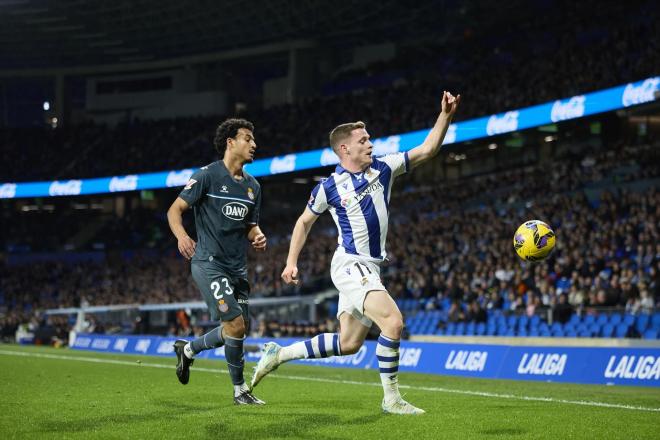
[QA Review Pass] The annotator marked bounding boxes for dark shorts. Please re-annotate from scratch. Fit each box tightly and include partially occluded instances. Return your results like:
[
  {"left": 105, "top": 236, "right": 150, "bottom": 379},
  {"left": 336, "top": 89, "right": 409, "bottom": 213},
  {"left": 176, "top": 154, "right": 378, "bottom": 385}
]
[{"left": 191, "top": 259, "right": 250, "bottom": 326}]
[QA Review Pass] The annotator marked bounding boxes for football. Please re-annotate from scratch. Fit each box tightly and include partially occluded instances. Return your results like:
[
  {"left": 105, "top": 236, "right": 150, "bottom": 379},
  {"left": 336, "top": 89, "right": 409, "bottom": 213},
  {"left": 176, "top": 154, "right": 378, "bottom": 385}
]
[{"left": 513, "top": 220, "right": 556, "bottom": 261}]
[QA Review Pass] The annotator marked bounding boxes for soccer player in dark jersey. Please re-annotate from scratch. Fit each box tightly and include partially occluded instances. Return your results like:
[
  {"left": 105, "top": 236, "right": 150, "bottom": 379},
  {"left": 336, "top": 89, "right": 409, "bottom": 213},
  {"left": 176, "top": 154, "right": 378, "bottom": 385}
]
[{"left": 167, "top": 118, "right": 267, "bottom": 405}]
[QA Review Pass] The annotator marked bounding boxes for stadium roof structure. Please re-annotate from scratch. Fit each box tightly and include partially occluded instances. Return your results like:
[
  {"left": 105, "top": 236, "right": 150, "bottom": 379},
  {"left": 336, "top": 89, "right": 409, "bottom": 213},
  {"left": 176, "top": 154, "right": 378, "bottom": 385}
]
[{"left": 0, "top": 0, "right": 456, "bottom": 71}]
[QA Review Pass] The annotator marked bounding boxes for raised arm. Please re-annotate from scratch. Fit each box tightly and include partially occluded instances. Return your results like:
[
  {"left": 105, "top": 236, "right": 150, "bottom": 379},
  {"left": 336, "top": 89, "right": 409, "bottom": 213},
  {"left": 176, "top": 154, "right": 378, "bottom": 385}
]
[
  {"left": 167, "top": 197, "right": 197, "bottom": 260},
  {"left": 407, "top": 91, "right": 461, "bottom": 169},
  {"left": 281, "top": 207, "right": 320, "bottom": 285}
]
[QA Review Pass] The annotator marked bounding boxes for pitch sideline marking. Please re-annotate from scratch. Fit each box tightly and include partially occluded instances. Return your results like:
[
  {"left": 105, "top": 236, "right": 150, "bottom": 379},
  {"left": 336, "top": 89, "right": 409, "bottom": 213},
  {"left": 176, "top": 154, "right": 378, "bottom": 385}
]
[{"left": 1, "top": 349, "right": 658, "bottom": 413}]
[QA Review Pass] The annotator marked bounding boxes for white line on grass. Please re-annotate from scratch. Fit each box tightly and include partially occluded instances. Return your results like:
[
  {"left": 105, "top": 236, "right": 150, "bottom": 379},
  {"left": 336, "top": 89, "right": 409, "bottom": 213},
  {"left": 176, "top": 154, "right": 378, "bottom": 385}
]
[{"left": 1, "top": 349, "right": 658, "bottom": 413}]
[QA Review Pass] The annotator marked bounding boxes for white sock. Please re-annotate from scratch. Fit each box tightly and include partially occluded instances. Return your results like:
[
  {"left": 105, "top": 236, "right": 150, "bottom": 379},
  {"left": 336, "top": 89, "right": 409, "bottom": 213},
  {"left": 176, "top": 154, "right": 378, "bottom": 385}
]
[
  {"left": 279, "top": 334, "right": 341, "bottom": 362},
  {"left": 183, "top": 342, "right": 195, "bottom": 359},
  {"left": 279, "top": 342, "right": 309, "bottom": 362},
  {"left": 234, "top": 382, "right": 250, "bottom": 397},
  {"left": 376, "top": 334, "right": 401, "bottom": 402}
]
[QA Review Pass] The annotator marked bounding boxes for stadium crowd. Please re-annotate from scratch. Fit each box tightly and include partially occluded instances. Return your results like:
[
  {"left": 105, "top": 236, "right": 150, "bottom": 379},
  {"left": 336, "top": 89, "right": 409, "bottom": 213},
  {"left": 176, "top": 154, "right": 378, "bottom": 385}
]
[
  {"left": 1, "top": 0, "right": 658, "bottom": 181},
  {"left": 1, "top": 139, "right": 658, "bottom": 342}
]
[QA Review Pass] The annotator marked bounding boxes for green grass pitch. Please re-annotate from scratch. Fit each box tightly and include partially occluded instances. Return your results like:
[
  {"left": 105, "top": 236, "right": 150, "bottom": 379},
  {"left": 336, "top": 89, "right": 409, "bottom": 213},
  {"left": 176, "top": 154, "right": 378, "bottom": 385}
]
[{"left": 1, "top": 345, "right": 659, "bottom": 439}]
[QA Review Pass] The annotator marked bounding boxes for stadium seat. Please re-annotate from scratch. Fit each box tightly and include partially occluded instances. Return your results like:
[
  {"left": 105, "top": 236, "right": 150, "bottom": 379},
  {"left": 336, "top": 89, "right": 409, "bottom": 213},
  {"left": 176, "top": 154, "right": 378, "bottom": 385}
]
[
  {"left": 596, "top": 314, "right": 609, "bottom": 326},
  {"left": 551, "top": 322, "right": 562, "bottom": 333},
  {"left": 518, "top": 328, "right": 527, "bottom": 337},
  {"left": 476, "top": 322, "right": 486, "bottom": 336},
  {"left": 434, "top": 328, "right": 445, "bottom": 336},
  {"left": 528, "top": 328, "right": 540, "bottom": 337},
  {"left": 623, "top": 314, "right": 635, "bottom": 327},
  {"left": 455, "top": 322, "right": 465, "bottom": 336},
  {"left": 445, "top": 323, "right": 456, "bottom": 335},
  {"left": 565, "top": 330, "right": 578, "bottom": 338},
  {"left": 552, "top": 329, "right": 564, "bottom": 337},
  {"left": 486, "top": 324, "right": 497, "bottom": 336},
  {"left": 584, "top": 315, "right": 596, "bottom": 325},
  {"left": 578, "top": 330, "right": 591, "bottom": 338},
  {"left": 529, "top": 315, "right": 541, "bottom": 328},
  {"left": 540, "top": 330, "right": 551, "bottom": 337},
  {"left": 569, "top": 314, "right": 581, "bottom": 326},
  {"left": 601, "top": 324, "right": 614, "bottom": 338},
  {"left": 636, "top": 315, "right": 649, "bottom": 334},
  {"left": 505, "top": 328, "right": 516, "bottom": 337},
  {"left": 615, "top": 324, "right": 630, "bottom": 338},
  {"left": 652, "top": 313, "right": 660, "bottom": 330},
  {"left": 589, "top": 323, "right": 601, "bottom": 336},
  {"left": 465, "top": 322, "right": 476, "bottom": 336},
  {"left": 518, "top": 316, "right": 529, "bottom": 331},
  {"left": 497, "top": 325, "right": 509, "bottom": 336},
  {"left": 538, "top": 323, "right": 550, "bottom": 333},
  {"left": 609, "top": 313, "right": 622, "bottom": 326},
  {"left": 643, "top": 329, "right": 658, "bottom": 340},
  {"left": 507, "top": 315, "right": 518, "bottom": 328}
]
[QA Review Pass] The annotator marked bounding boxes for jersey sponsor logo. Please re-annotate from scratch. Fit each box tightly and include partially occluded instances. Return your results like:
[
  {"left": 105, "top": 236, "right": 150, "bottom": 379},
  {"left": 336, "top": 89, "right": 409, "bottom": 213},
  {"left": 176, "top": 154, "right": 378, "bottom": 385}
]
[
  {"left": 445, "top": 350, "right": 488, "bottom": 372},
  {"left": 517, "top": 352, "right": 567, "bottom": 376},
  {"left": 486, "top": 111, "right": 519, "bottom": 136},
  {"left": 551, "top": 95, "right": 586, "bottom": 122},
  {"left": 270, "top": 154, "right": 297, "bottom": 174},
  {"left": 183, "top": 179, "right": 197, "bottom": 191},
  {"left": 166, "top": 169, "right": 194, "bottom": 187},
  {"left": 222, "top": 201, "right": 249, "bottom": 220},
  {"left": 622, "top": 77, "right": 660, "bottom": 107},
  {"left": 354, "top": 180, "right": 384, "bottom": 203},
  {"left": 373, "top": 135, "right": 400, "bottom": 156},
  {"left": 109, "top": 175, "right": 138, "bottom": 192},
  {"left": 48, "top": 180, "right": 82, "bottom": 196},
  {"left": 604, "top": 355, "right": 660, "bottom": 380},
  {"left": 0, "top": 183, "right": 17, "bottom": 199}
]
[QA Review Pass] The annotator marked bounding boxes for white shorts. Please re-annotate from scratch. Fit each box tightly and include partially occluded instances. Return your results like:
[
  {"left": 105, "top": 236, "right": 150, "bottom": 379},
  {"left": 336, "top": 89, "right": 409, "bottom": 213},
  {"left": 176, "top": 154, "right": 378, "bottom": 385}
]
[{"left": 330, "top": 251, "right": 387, "bottom": 327}]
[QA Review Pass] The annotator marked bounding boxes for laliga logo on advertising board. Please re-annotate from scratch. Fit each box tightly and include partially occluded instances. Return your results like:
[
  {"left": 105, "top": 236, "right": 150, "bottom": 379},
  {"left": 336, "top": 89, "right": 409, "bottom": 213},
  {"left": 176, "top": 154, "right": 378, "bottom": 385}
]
[
  {"left": 320, "top": 148, "right": 340, "bottom": 166},
  {"left": 269, "top": 154, "right": 296, "bottom": 174},
  {"left": 109, "top": 175, "right": 138, "bottom": 192},
  {"left": 551, "top": 95, "right": 586, "bottom": 122},
  {"left": 166, "top": 169, "right": 194, "bottom": 187},
  {"left": 0, "top": 183, "right": 17, "bottom": 199},
  {"left": 49, "top": 180, "right": 82, "bottom": 196},
  {"left": 486, "top": 111, "right": 519, "bottom": 136},
  {"left": 622, "top": 77, "right": 660, "bottom": 107},
  {"left": 372, "top": 135, "right": 401, "bottom": 156}
]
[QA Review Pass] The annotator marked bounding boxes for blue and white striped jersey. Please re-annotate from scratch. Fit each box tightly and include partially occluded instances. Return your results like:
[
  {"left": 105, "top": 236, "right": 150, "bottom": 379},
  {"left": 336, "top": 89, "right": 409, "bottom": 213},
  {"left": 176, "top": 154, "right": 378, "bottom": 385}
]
[{"left": 307, "top": 152, "right": 409, "bottom": 262}]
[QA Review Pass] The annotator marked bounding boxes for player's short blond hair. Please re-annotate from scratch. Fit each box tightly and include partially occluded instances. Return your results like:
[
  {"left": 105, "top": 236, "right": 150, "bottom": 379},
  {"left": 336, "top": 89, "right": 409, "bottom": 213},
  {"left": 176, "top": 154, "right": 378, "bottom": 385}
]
[{"left": 329, "top": 121, "right": 366, "bottom": 154}]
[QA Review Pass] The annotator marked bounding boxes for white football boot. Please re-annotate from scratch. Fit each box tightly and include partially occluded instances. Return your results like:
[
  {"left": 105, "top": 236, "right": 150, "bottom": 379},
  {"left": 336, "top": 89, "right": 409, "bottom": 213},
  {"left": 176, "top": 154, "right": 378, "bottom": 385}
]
[
  {"left": 251, "top": 342, "right": 282, "bottom": 389},
  {"left": 381, "top": 396, "right": 426, "bottom": 415}
]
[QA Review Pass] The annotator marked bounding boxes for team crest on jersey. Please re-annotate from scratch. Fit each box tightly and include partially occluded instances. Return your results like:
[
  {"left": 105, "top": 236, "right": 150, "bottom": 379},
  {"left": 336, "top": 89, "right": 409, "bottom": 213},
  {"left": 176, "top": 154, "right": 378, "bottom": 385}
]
[
  {"left": 247, "top": 187, "right": 255, "bottom": 200},
  {"left": 184, "top": 179, "right": 197, "bottom": 190},
  {"left": 218, "top": 300, "right": 229, "bottom": 313},
  {"left": 341, "top": 197, "right": 353, "bottom": 208},
  {"left": 220, "top": 185, "right": 228, "bottom": 193}
]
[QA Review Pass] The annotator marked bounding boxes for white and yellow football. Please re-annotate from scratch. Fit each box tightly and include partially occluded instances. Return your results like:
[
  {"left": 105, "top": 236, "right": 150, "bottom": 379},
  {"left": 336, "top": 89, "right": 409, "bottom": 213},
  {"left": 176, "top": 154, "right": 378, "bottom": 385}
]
[{"left": 513, "top": 220, "right": 556, "bottom": 262}]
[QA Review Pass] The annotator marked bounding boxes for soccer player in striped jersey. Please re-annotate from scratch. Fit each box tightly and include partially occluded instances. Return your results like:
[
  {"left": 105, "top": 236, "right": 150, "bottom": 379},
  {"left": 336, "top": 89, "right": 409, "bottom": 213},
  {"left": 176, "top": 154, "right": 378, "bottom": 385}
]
[{"left": 251, "top": 91, "right": 460, "bottom": 414}]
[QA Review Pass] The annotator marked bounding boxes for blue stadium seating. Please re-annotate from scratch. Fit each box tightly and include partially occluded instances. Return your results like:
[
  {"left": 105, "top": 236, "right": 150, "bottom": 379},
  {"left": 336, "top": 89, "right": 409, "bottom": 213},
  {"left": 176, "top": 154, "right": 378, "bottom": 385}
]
[
  {"left": 636, "top": 315, "right": 649, "bottom": 334},
  {"left": 652, "top": 313, "right": 660, "bottom": 330},
  {"left": 601, "top": 324, "right": 614, "bottom": 338},
  {"left": 584, "top": 315, "right": 596, "bottom": 325},
  {"left": 476, "top": 322, "right": 486, "bottom": 336},
  {"left": 623, "top": 314, "right": 635, "bottom": 327},
  {"left": 615, "top": 324, "right": 630, "bottom": 338},
  {"left": 529, "top": 315, "right": 541, "bottom": 328},
  {"left": 609, "top": 313, "right": 622, "bottom": 326},
  {"left": 643, "top": 329, "right": 658, "bottom": 339},
  {"left": 596, "top": 314, "right": 609, "bottom": 326}
]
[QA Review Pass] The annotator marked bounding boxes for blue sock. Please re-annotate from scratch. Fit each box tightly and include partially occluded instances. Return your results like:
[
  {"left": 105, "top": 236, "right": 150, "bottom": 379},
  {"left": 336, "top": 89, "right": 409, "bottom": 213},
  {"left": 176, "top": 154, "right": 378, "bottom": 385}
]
[
  {"left": 190, "top": 325, "right": 224, "bottom": 354},
  {"left": 224, "top": 334, "right": 245, "bottom": 386}
]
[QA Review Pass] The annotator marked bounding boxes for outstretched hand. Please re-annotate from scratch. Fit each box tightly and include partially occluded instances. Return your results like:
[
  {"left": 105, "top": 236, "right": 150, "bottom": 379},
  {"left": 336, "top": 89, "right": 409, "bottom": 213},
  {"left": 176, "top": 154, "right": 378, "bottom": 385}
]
[{"left": 441, "top": 90, "right": 461, "bottom": 117}]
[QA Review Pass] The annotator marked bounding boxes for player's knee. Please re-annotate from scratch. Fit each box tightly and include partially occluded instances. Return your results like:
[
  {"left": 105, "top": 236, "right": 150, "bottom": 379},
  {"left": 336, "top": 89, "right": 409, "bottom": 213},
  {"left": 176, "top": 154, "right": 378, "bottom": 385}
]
[
  {"left": 223, "top": 316, "right": 246, "bottom": 338},
  {"left": 382, "top": 314, "right": 403, "bottom": 339}
]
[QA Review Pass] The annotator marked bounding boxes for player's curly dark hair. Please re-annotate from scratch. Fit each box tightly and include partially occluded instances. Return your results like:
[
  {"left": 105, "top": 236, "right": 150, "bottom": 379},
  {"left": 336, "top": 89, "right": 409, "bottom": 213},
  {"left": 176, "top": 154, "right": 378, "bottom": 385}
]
[{"left": 213, "top": 118, "right": 255, "bottom": 155}]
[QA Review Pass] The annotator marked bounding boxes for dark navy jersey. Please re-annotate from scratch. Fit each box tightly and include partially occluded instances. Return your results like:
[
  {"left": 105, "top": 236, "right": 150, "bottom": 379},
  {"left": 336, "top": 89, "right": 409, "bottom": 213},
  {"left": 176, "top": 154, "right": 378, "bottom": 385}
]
[{"left": 178, "top": 160, "right": 261, "bottom": 277}]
